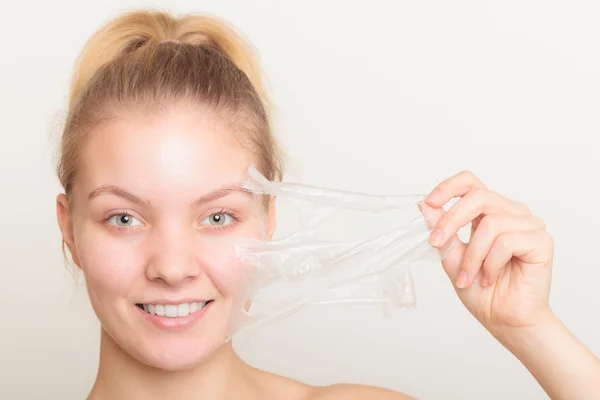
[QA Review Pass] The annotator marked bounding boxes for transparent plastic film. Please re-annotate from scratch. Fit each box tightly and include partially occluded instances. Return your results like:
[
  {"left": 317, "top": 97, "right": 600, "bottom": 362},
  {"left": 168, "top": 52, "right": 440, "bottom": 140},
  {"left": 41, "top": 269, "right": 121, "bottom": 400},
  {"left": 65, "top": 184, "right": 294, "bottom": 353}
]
[{"left": 227, "top": 166, "right": 452, "bottom": 336}]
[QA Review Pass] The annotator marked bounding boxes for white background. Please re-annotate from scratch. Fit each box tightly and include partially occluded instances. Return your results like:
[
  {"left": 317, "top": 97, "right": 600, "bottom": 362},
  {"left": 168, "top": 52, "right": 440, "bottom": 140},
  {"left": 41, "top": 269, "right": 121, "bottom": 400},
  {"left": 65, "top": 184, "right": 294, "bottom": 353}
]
[{"left": 1, "top": 1, "right": 599, "bottom": 399}]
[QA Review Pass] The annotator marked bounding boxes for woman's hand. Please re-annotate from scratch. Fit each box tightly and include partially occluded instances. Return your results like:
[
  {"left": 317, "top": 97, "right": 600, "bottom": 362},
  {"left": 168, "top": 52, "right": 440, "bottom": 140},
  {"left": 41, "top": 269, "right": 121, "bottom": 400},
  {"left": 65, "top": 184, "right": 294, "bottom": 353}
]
[
  {"left": 418, "top": 171, "right": 600, "bottom": 400},
  {"left": 419, "top": 170, "right": 555, "bottom": 336}
]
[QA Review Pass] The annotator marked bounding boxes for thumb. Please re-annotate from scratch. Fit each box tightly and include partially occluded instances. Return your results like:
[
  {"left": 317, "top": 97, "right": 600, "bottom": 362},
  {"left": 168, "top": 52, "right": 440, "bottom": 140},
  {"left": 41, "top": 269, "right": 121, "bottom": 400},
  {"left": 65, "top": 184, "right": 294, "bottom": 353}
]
[{"left": 418, "top": 202, "right": 466, "bottom": 283}]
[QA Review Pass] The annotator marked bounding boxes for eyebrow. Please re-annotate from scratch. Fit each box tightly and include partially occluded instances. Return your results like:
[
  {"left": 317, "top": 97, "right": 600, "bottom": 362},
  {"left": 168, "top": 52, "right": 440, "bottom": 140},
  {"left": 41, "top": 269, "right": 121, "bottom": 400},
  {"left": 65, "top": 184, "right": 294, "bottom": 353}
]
[{"left": 88, "top": 184, "right": 252, "bottom": 206}]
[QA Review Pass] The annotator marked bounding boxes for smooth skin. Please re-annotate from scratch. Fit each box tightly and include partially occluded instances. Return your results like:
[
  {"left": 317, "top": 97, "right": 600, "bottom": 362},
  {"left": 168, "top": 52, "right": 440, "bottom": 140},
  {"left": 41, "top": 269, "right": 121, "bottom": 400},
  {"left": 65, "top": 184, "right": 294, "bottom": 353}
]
[{"left": 56, "top": 107, "right": 599, "bottom": 399}]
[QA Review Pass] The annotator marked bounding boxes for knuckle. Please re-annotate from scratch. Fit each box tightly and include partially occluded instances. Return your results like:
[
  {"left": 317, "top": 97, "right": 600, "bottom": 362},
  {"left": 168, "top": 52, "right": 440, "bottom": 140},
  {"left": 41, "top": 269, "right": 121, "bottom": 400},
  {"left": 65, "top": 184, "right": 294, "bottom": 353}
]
[
  {"left": 459, "top": 170, "right": 477, "bottom": 180},
  {"left": 496, "top": 233, "right": 510, "bottom": 249},
  {"left": 470, "top": 187, "right": 487, "bottom": 198},
  {"left": 532, "top": 215, "right": 547, "bottom": 230},
  {"left": 515, "top": 201, "right": 532, "bottom": 215},
  {"left": 541, "top": 231, "right": 554, "bottom": 247},
  {"left": 479, "top": 214, "right": 500, "bottom": 233},
  {"left": 459, "top": 170, "right": 487, "bottom": 188},
  {"left": 468, "top": 187, "right": 488, "bottom": 210}
]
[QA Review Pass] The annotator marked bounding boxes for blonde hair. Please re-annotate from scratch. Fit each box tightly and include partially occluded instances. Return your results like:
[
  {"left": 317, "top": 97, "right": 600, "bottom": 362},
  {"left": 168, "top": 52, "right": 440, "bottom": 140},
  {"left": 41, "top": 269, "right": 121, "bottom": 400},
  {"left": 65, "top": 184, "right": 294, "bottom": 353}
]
[{"left": 57, "top": 9, "right": 283, "bottom": 199}]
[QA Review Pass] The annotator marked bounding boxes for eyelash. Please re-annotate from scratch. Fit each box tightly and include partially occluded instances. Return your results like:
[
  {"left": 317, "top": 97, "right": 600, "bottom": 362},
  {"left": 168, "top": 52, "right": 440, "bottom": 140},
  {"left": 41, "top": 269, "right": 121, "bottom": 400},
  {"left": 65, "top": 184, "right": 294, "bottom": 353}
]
[
  {"left": 104, "top": 211, "right": 142, "bottom": 233},
  {"left": 204, "top": 208, "right": 241, "bottom": 232},
  {"left": 104, "top": 209, "right": 242, "bottom": 233}
]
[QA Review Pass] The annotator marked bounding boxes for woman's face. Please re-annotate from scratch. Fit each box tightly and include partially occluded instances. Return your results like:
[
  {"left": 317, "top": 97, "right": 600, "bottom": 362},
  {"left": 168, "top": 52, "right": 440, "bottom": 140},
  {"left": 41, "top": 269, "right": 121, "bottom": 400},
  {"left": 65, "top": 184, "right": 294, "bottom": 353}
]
[{"left": 56, "top": 106, "right": 272, "bottom": 370}]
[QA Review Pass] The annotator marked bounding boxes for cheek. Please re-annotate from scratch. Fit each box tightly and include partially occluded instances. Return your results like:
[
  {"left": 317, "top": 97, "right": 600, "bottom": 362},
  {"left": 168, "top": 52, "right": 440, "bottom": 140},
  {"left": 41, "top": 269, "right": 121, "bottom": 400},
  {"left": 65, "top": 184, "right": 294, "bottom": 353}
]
[
  {"left": 199, "top": 223, "right": 264, "bottom": 297},
  {"left": 198, "top": 238, "right": 250, "bottom": 296},
  {"left": 75, "top": 223, "right": 142, "bottom": 297}
]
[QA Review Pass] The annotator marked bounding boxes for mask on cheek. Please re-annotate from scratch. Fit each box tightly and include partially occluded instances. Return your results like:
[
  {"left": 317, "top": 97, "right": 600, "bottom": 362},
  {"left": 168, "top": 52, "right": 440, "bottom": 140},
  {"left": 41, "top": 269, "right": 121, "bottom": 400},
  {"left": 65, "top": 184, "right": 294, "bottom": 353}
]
[{"left": 223, "top": 166, "right": 453, "bottom": 339}]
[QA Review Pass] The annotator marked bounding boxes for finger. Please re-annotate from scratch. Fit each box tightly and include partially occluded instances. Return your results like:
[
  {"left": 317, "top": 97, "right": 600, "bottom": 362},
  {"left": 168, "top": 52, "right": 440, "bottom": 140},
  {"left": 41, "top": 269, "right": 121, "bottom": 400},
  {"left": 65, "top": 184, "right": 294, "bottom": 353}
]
[
  {"left": 482, "top": 231, "right": 554, "bottom": 284},
  {"left": 425, "top": 170, "right": 487, "bottom": 208},
  {"left": 430, "top": 188, "right": 531, "bottom": 249},
  {"left": 461, "top": 214, "right": 546, "bottom": 288},
  {"left": 419, "top": 202, "right": 467, "bottom": 283}
]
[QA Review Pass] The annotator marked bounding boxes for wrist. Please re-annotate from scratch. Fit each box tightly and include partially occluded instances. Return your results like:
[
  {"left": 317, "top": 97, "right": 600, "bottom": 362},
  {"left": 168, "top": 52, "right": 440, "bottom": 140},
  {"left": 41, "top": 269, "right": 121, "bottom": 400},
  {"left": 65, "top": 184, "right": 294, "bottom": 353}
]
[
  {"left": 490, "top": 309, "right": 600, "bottom": 400},
  {"left": 492, "top": 308, "right": 561, "bottom": 356}
]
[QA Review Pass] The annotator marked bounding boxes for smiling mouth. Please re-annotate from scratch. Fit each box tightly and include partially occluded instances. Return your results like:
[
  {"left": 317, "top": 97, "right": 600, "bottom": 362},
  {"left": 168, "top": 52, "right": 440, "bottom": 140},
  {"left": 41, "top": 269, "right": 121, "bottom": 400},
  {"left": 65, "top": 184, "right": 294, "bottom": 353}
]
[{"left": 135, "top": 301, "right": 213, "bottom": 318}]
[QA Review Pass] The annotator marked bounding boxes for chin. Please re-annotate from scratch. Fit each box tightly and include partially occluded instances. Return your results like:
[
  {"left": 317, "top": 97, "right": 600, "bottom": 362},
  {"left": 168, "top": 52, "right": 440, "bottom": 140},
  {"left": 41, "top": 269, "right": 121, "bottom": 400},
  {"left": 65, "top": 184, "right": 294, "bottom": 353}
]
[
  {"left": 132, "top": 335, "right": 228, "bottom": 371},
  {"left": 145, "top": 348, "right": 218, "bottom": 372}
]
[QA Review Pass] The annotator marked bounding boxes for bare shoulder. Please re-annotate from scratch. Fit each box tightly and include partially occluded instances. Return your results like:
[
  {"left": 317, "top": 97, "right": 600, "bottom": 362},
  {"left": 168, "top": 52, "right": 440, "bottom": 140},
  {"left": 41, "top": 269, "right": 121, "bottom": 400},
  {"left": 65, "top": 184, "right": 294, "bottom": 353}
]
[
  {"left": 306, "top": 383, "right": 416, "bottom": 400},
  {"left": 245, "top": 365, "right": 413, "bottom": 400}
]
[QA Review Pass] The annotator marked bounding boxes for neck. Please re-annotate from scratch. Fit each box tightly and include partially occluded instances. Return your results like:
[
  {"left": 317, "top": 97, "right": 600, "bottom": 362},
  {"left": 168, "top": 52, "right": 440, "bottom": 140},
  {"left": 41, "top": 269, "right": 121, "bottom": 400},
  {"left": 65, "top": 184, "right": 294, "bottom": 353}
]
[{"left": 89, "top": 328, "right": 256, "bottom": 400}]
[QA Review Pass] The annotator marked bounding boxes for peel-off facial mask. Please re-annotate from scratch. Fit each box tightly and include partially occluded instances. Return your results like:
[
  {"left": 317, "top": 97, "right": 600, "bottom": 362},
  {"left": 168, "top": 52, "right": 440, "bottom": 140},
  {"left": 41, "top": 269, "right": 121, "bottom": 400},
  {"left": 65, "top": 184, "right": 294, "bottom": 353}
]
[{"left": 225, "top": 166, "right": 451, "bottom": 337}]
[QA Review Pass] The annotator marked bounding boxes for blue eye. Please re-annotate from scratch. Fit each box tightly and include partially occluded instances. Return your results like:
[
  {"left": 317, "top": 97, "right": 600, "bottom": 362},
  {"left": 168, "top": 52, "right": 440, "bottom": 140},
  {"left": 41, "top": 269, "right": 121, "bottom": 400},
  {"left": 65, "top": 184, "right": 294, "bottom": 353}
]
[
  {"left": 107, "top": 214, "right": 142, "bottom": 228},
  {"left": 201, "top": 212, "right": 234, "bottom": 227}
]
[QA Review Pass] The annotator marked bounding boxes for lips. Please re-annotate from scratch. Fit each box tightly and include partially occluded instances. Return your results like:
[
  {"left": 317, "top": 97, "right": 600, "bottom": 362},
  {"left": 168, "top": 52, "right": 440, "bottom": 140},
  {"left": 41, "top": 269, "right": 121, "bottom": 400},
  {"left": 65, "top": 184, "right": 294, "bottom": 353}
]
[{"left": 136, "top": 300, "right": 213, "bottom": 318}]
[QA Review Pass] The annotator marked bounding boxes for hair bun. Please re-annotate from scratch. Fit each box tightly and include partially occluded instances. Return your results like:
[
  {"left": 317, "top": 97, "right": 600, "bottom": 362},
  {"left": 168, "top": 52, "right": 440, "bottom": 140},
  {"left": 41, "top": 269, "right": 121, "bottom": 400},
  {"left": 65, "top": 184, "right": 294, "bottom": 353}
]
[{"left": 69, "top": 9, "right": 267, "bottom": 108}]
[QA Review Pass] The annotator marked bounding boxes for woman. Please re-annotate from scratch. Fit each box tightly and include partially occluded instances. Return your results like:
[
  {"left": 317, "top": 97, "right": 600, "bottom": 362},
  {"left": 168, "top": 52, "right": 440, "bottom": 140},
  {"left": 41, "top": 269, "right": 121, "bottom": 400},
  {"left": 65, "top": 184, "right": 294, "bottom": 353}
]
[{"left": 55, "top": 9, "right": 600, "bottom": 400}]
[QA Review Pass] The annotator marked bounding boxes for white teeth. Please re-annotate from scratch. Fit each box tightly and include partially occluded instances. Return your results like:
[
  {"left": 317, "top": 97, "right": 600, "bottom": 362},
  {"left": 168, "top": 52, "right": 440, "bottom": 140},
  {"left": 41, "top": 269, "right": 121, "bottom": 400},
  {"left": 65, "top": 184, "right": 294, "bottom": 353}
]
[
  {"left": 165, "top": 305, "right": 177, "bottom": 318},
  {"left": 140, "top": 301, "right": 209, "bottom": 318},
  {"left": 177, "top": 303, "right": 190, "bottom": 317}
]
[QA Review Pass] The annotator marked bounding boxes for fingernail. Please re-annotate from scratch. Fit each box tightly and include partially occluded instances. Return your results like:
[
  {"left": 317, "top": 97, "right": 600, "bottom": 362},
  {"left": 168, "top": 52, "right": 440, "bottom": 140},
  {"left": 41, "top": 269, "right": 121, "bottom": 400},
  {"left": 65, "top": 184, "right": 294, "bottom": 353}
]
[
  {"left": 480, "top": 276, "right": 489, "bottom": 287},
  {"left": 429, "top": 229, "right": 444, "bottom": 247},
  {"left": 456, "top": 270, "right": 468, "bottom": 288},
  {"left": 417, "top": 201, "right": 424, "bottom": 212}
]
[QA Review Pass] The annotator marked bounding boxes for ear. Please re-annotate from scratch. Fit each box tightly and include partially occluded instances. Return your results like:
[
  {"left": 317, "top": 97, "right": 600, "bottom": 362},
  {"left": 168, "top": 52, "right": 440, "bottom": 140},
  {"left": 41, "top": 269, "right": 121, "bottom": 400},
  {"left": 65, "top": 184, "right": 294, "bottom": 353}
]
[
  {"left": 264, "top": 195, "right": 276, "bottom": 240},
  {"left": 56, "top": 194, "right": 81, "bottom": 267}
]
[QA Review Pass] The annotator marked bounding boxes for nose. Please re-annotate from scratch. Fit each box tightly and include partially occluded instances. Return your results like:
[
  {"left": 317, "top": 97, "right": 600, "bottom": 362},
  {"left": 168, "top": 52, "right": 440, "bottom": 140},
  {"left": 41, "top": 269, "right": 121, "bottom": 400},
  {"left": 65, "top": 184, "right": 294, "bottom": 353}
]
[{"left": 145, "top": 224, "right": 201, "bottom": 286}]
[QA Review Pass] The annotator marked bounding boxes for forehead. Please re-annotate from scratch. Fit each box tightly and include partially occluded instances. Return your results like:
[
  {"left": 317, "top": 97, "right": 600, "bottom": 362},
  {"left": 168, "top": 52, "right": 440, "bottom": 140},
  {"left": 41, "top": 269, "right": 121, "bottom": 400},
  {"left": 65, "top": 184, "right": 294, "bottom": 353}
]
[{"left": 76, "top": 108, "right": 253, "bottom": 200}]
